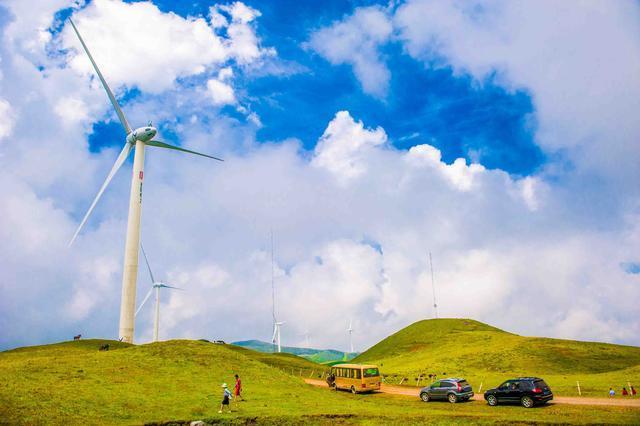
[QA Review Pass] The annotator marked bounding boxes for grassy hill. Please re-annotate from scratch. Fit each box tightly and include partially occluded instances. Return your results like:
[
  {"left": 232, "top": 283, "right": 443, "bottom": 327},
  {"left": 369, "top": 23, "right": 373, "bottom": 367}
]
[
  {"left": 354, "top": 318, "right": 640, "bottom": 396},
  {"left": 1, "top": 337, "right": 639, "bottom": 424},
  {"left": 232, "top": 339, "right": 357, "bottom": 363}
]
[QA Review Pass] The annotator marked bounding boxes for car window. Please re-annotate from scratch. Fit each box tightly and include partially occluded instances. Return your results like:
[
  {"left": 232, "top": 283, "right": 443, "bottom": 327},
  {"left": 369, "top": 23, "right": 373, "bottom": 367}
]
[
  {"left": 442, "top": 382, "right": 454, "bottom": 388},
  {"left": 431, "top": 381, "right": 441, "bottom": 387},
  {"left": 534, "top": 380, "right": 549, "bottom": 389},
  {"left": 520, "top": 381, "right": 533, "bottom": 390},
  {"left": 458, "top": 380, "right": 470, "bottom": 387},
  {"left": 509, "top": 382, "right": 519, "bottom": 390},
  {"left": 499, "top": 381, "right": 510, "bottom": 389}
]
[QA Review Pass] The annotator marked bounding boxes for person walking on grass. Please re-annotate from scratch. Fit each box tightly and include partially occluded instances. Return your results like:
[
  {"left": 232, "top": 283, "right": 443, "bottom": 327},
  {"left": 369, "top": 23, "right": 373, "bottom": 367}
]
[
  {"left": 609, "top": 387, "right": 615, "bottom": 398},
  {"left": 234, "top": 374, "right": 243, "bottom": 401},
  {"left": 219, "top": 383, "right": 233, "bottom": 413}
]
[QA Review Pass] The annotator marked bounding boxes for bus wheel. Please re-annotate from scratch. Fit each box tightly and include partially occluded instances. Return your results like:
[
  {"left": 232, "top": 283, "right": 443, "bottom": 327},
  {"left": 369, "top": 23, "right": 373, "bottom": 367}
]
[{"left": 351, "top": 386, "right": 357, "bottom": 394}]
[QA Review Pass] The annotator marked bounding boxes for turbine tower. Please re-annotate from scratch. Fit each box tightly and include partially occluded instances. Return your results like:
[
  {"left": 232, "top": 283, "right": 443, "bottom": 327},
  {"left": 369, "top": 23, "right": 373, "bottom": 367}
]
[
  {"left": 67, "top": 19, "right": 222, "bottom": 343},
  {"left": 135, "top": 244, "right": 182, "bottom": 342},
  {"left": 272, "top": 321, "right": 285, "bottom": 353},
  {"left": 347, "top": 319, "right": 354, "bottom": 353}
]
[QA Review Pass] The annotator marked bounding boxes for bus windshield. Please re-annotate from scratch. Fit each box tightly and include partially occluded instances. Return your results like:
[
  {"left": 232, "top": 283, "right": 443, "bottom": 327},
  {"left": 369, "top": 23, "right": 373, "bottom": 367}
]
[{"left": 363, "top": 368, "right": 379, "bottom": 377}]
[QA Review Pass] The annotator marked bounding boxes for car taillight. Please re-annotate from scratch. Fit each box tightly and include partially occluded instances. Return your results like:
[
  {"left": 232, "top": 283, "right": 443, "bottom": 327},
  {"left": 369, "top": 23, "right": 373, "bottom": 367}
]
[
  {"left": 532, "top": 387, "right": 542, "bottom": 393},
  {"left": 457, "top": 383, "right": 462, "bottom": 391},
  {"left": 362, "top": 383, "right": 366, "bottom": 388}
]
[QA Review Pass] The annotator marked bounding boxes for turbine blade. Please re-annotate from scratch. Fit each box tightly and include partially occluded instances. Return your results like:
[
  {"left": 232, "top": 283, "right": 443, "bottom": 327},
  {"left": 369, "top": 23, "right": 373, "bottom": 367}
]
[
  {"left": 135, "top": 287, "right": 154, "bottom": 317},
  {"left": 69, "top": 142, "right": 132, "bottom": 246},
  {"left": 145, "top": 140, "right": 223, "bottom": 161},
  {"left": 68, "top": 18, "right": 131, "bottom": 134},
  {"left": 159, "top": 284, "right": 183, "bottom": 290},
  {"left": 140, "top": 243, "right": 156, "bottom": 284}
]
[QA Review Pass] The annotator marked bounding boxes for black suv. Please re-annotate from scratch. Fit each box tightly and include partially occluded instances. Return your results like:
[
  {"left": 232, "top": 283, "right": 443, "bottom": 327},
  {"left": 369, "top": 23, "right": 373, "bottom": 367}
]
[
  {"left": 420, "top": 378, "right": 474, "bottom": 403},
  {"left": 484, "top": 377, "right": 553, "bottom": 408}
]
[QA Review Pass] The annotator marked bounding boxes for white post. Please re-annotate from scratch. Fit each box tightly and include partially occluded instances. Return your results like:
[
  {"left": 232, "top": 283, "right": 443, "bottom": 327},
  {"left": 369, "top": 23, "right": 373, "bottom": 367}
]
[
  {"left": 153, "top": 286, "right": 160, "bottom": 342},
  {"left": 118, "top": 141, "right": 145, "bottom": 343},
  {"left": 478, "top": 382, "right": 483, "bottom": 393},
  {"left": 628, "top": 382, "right": 632, "bottom": 395}
]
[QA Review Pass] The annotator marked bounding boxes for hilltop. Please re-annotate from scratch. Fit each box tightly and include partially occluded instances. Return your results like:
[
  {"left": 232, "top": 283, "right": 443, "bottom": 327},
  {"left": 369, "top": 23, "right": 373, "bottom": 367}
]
[
  {"left": 354, "top": 318, "right": 640, "bottom": 396},
  {"left": 232, "top": 339, "right": 357, "bottom": 363}
]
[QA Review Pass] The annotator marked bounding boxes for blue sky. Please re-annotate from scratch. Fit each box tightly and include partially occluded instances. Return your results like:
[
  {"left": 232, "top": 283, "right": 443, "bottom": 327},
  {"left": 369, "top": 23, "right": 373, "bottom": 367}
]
[{"left": 0, "top": 0, "right": 639, "bottom": 351}]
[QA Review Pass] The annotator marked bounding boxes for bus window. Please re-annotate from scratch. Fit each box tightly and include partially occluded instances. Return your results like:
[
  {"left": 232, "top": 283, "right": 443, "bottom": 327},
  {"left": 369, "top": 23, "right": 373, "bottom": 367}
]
[
  {"left": 363, "top": 368, "right": 379, "bottom": 377},
  {"left": 355, "top": 369, "right": 361, "bottom": 379}
]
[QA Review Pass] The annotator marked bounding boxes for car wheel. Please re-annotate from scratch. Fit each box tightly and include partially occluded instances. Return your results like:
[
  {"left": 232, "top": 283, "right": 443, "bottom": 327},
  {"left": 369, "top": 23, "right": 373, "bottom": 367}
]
[
  {"left": 448, "top": 393, "right": 458, "bottom": 403},
  {"left": 420, "top": 392, "right": 430, "bottom": 402},
  {"left": 487, "top": 395, "right": 498, "bottom": 406},
  {"left": 521, "top": 396, "right": 534, "bottom": 408},
  {"left": 351, "top": 386, "right": 357, "bottom": 394}
]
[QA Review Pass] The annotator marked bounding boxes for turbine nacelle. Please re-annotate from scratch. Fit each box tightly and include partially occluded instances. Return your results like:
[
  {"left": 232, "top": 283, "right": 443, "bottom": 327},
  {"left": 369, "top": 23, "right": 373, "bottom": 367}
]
[{"left": 126, "top": 125, "right": 157, "bottom": 144}]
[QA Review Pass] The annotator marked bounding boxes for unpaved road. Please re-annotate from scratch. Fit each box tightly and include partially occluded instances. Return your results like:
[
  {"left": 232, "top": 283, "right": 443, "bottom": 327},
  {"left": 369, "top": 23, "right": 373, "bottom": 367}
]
[{"left": 304, "top": 379, "right": 640, "bottom": 408}]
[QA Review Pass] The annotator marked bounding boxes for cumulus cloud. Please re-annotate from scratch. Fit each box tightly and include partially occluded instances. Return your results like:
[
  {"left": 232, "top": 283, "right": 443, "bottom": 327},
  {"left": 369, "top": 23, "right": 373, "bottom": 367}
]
[
  {"left": 308, "top": 6, "right": 393, "bottom": 97},
  {"left": 313, "top": 110, "right": 387, "bottom": 180}
]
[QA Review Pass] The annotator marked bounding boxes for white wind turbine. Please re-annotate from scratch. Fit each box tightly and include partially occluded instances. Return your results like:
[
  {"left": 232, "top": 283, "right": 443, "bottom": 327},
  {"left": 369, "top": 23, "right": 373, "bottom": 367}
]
[
  {"left": 67, "top": 18, "right": 222, "bottom": 343},
  {"left": 135, "top": 244, "right": 182, "bottom": 342},
  {"left": 302, "top": 328, "right": 310, "bottom": 348},
  {"left": 347, "top": 319, "right": 354, "bottom": 353},
  {"left": 269, "top": 230, "right": 285, "bottom": 353}
]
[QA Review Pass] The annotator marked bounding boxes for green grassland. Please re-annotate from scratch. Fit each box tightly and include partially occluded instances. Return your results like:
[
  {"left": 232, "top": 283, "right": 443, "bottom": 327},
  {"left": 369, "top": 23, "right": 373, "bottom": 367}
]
[
  {"left": 354, "top": 319, "right": 640, "bottom": 397},
  {"left": 1, "top": 338, "right": 639, "bottom": 425}
]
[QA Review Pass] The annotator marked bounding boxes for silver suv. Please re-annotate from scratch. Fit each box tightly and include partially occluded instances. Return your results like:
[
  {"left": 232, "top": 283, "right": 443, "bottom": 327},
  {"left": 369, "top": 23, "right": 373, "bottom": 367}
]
[{"left": 420, "top": 378, "right": 474, "bottom": 403}]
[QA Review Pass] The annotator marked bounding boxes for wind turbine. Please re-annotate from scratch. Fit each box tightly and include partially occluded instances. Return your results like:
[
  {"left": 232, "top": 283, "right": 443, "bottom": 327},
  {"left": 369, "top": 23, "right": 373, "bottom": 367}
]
[
  {"left": 272, "top": 321, "right": 285, "bottom": 353},
  {"left": 347, "top": 319, "right": 354, "bottom": 354},
  {"left": 302, "top": 328, "right": 310, "bottom": 348},
  {"left": 134, "top": 244, "right": 182, "bottom": 342},
  {"left": 67, "top": 18, "right": 222, "bottom": 343},
  {"left": 269, "top": 230, "right": 285, "bottom": 352}
]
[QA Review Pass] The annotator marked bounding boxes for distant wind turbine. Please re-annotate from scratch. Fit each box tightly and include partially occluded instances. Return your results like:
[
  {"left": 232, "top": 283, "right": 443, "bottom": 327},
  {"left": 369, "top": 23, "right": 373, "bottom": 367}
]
[
  {"left": 347, "top": 319, "right": 354, "bottom": 353},
  {"left": 135, "top": 244, "right": 182, "bottom": 342},
  {"left": 67, "top": 18, "right": 222, "bottom": 343},
  {"left": 269, "top": 230, "right": 285, "bottom": 352},
  {"left": 302, "top": 328, "right": 310, "bottom": 348}
]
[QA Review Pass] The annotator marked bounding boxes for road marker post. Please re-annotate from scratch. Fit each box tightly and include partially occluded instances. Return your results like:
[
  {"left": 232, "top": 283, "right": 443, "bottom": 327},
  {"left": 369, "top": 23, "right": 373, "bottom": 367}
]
[{"left": 577, "top": 381, "right": 581, "bottom": 396}]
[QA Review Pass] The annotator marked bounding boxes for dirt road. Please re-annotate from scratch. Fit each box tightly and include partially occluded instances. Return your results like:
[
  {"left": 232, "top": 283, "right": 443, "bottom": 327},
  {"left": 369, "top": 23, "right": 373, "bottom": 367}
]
[{"left": 304, "top": 379, "right": 640, "bottom": 408}]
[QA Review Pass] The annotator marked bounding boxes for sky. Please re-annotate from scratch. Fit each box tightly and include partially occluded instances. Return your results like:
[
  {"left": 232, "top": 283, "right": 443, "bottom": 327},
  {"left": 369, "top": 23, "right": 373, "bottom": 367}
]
[{"left": 0, "top": 0, "right": 639, "bottom": 352}]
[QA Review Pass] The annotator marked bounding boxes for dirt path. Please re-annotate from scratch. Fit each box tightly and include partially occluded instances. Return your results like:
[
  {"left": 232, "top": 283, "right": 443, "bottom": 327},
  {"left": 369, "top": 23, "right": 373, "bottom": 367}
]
[{"left": 304, "top": 379, "right": 640, "bottom": 408}]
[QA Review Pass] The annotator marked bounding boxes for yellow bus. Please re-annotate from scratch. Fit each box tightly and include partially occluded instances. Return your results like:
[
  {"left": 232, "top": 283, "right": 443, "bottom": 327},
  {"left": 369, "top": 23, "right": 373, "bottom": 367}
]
[{"left": 329, "top": 363, "right": 381, "bottom": 393}]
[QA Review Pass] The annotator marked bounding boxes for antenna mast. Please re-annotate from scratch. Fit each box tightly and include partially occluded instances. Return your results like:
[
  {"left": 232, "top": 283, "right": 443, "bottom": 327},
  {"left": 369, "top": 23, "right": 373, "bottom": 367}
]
[{"left": 429, "top": 251, "right": 438, "bottom": 319}]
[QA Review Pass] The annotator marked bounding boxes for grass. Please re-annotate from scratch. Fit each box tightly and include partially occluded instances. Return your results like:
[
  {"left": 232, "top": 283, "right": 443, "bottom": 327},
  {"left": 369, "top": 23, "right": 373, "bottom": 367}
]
[
  {"left": 353, "top": 318, "right": 640, "bottom": 397},
  {"left": 1, "top": 337, "right": 639, "bottom": 425}
]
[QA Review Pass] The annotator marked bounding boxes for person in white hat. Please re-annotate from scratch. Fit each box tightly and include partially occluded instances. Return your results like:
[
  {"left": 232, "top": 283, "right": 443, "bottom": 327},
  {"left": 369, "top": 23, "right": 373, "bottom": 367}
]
[{"left": 219, "top": 383, "right": 233, "bottom": 413}]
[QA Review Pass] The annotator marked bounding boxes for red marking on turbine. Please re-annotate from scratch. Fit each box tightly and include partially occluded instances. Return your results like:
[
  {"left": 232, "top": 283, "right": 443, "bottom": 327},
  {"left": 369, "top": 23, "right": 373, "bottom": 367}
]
[{"left": 139, "top": 171, "right": 144, "bottom": 180}]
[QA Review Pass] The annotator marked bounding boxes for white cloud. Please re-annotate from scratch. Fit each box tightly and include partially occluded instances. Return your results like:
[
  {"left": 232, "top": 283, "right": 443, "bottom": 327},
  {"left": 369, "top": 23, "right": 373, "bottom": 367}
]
[
  {"left": 207, "top": 79, "right": 236, "bottom": 106},
  {"left": 55, "top": 97, "right": 89, "bottom": 124},
  {"left": 313, "top": 110, "right": 387, "bottom": 180},
  {"left": 308, "top": 6, "right": 393, "bottom": 97}
]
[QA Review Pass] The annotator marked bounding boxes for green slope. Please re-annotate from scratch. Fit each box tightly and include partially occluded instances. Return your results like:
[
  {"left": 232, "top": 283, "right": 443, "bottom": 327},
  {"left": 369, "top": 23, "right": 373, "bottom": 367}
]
[
  {"left": 354, "top": 318, "right": 640, "bottom": 396},
  {"left": 1, "top": 338, "right": 639, "bottom": 425}
]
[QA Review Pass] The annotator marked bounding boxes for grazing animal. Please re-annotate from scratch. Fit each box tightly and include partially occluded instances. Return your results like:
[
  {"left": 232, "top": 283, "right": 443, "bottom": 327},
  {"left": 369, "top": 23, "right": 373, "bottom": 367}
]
[
  {"left": 99, "top": 344, "right": 110, "bottom": 351},
  {"left": 73, "top": 334, "right": 82, "bottom": 341}
]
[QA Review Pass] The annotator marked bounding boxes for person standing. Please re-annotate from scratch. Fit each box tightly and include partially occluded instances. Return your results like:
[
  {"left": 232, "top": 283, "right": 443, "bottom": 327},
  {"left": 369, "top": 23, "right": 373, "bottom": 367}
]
[
  {"left": 631, "top": 386, "right": 637, "bottom": 396},
  {"left": 609, "top": 387, "right": 615, "bottom": 398},
  {"left": 622, "top": 387, "right": 629, "bottom": 396},
  {"left": 218, "top": 383, "right": 232, "bottom": 413},
  {"left": 234, "top": 374, "right": 243, "bottom": 401}
]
